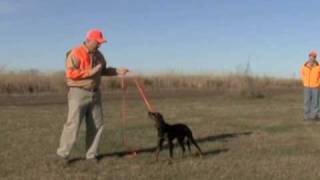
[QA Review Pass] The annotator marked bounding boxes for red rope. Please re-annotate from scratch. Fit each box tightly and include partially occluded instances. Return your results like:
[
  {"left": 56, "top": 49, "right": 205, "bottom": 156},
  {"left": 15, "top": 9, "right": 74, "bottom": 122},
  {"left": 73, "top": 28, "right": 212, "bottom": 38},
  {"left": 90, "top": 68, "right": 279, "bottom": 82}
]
[
  {"left": 133, "top": 77, "right": 156, "bottom": 112},
  {"left": 119, "top": 74, "right": 156, "bottom": 158},
  {"left": 120, "top": 76, "right": 137, "bottom": 158}
]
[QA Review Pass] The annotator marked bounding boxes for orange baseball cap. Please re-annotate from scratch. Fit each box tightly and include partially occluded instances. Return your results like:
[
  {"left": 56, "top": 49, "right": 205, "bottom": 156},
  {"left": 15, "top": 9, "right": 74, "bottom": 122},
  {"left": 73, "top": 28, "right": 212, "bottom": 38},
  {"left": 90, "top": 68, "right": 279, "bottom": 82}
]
[
  {"left": 86, "top": 29, "right": 107, "bottom": 43},
  {"left": 309, "top": 50, "right": 317, "bottom": 57}
]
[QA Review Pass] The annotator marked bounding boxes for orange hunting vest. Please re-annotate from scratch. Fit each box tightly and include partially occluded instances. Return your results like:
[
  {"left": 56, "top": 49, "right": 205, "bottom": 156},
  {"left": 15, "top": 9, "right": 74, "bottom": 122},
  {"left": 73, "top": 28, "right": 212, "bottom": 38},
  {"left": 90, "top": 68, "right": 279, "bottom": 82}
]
[
  {"left": 66, "top": 45, "right": 93, "bottom": 80},
  {"left": 301, "top": 63, "right": 320, "bottom": 88}
]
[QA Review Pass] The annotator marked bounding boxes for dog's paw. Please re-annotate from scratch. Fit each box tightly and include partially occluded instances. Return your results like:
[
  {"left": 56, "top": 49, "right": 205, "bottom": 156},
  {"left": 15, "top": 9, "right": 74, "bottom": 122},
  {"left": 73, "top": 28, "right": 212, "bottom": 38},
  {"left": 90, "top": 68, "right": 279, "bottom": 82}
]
[{"left": 199, "top": 154, "right": 204, "bottom": 159}]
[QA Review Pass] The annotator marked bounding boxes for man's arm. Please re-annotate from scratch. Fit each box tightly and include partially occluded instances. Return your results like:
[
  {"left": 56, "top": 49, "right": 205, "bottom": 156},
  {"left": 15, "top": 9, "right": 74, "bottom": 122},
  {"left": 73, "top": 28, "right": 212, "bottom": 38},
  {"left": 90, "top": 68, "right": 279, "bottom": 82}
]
[
  {"left": 95, "top": 51, "right": 117, "bottom": 76},
  {"left": 98, "top": 52, "right": 129, "bottom": 76},
  {"left": 101, "top": 67, "right": 118, "bottom": 76}
]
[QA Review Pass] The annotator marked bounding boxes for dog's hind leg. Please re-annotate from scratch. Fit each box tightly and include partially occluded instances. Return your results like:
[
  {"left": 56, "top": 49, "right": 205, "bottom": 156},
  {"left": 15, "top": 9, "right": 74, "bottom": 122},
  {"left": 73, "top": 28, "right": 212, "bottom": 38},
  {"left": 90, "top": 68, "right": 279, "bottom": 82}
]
[
  {"left": 186, "top": 139, "right": 191, "bottom": 154},
  {"left": 177, "top": 137, "right": 186, "bottom": 157},
  {"left": 188, "top": 135, "right": 203, "bottom": 157}
]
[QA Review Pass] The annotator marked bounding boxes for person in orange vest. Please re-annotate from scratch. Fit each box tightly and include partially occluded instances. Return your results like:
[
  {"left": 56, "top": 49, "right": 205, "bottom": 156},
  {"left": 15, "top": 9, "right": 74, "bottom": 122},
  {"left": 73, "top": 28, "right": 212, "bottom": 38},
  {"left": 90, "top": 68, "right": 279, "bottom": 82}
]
[
  {"left": 301, "top": 50, "right": 320, "bottom": 121},
  {"left": 56, "top": 29, "right": 129, "bottom": 164}
]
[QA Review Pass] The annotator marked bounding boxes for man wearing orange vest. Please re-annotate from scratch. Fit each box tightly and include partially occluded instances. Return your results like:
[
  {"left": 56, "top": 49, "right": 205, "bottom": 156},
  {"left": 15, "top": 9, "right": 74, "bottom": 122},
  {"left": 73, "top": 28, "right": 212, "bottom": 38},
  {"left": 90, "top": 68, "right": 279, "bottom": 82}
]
[
  {"left": 56, "top": 29, "right": 129, "bottom": 163},
  {"left": 301, "top": 50, "right": 320, "bottom": 121}
]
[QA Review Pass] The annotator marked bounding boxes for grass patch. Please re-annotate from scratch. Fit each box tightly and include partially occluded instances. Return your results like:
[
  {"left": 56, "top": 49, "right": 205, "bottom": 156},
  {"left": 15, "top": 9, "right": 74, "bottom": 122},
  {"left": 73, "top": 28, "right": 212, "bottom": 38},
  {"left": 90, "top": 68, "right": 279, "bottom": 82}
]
[{"left": 2, "top": 89, "right": 319, "bottom": 180}]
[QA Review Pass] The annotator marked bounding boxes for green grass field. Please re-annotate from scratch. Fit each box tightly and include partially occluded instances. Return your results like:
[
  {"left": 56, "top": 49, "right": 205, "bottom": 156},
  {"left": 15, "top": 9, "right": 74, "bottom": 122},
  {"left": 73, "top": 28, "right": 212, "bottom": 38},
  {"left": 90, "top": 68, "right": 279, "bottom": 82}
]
[{"left": 1, "top": 89, "right": 319, "bottom": 180}]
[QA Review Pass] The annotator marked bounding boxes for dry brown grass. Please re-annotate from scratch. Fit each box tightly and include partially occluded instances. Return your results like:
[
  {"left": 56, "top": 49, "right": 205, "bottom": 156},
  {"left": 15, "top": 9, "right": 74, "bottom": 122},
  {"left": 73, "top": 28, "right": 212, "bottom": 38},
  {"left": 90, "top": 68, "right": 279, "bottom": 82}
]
[
  {"left": 140, "top": 72, "right": 300, "bottom": 98},
  {"left": 0, "top": 89, "right": 316, "bottom": 180},
  {"left": 0, "top": 69, "right": 66, "bottom": 94},
  {"left": 0, "top": 69, "right": 301, "bottom": 97}
]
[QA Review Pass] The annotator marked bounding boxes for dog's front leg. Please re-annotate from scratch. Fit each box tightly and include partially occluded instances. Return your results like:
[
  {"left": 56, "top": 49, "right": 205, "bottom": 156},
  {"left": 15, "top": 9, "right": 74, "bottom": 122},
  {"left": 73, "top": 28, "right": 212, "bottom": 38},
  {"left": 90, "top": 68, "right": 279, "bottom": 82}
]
[
  {"left": 168, "top": 138, "right": 174, "bottom": 159},
  {"left": 155, "top": 137, "right": 164, "bottom": 161}
]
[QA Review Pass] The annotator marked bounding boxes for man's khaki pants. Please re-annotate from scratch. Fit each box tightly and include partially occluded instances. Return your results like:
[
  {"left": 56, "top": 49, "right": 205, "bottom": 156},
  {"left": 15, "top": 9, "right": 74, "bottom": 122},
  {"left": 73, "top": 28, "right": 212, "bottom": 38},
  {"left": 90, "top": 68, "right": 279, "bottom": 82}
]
[{"left": 57, "top": 87, "right": 104, "bottom": 159}]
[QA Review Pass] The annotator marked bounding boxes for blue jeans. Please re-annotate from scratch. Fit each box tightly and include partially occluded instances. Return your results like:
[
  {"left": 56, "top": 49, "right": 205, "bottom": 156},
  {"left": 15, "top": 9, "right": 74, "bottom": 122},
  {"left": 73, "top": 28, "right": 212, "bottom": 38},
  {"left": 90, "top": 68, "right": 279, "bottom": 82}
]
[{"left": 304, "top": 87, "right": 320, "bottom": 119}]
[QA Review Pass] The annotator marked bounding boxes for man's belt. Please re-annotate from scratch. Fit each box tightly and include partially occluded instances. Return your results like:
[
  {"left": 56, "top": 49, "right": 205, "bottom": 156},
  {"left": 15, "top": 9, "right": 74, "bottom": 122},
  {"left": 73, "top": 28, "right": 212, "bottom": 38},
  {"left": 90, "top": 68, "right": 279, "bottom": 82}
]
[{"left": 70, "top": 86, "right": 99, "bottom": 92}]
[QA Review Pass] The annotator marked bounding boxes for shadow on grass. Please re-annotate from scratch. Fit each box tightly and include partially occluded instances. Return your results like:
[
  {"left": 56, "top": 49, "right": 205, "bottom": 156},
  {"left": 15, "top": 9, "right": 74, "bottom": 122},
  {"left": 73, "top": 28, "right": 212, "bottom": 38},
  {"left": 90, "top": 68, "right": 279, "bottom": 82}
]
[
  {"left": 67, "top": 157, "right": 86, "bottom": 164},
  {"left": 96, "top": 131, "right": 252, "bottom": 160},
  {"left": 196, "top": 131, "right": 252, "bottom": 143},
  {"left": 67, "top": 132, "right": 251, "bottom": 164},
  {"left": 67, "top": 148, "right": 229, "bottom": 165},
  {"left": 202, "top": 148, "right": 229, "bottom": 156}
]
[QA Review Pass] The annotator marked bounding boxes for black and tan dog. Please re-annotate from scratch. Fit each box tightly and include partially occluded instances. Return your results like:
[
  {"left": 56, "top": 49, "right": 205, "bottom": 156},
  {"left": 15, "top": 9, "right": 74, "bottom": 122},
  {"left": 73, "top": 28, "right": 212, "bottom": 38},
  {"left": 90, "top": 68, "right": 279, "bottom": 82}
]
[{"left": 148, "top": 112, "right": 203, "bottom": 160}]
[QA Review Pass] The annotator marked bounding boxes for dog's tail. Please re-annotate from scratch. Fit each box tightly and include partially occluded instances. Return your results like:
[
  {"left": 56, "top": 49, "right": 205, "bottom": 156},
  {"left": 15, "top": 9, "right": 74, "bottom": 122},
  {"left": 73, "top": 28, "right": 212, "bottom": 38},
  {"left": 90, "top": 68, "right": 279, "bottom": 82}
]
[{"left": 187, "top": 133, "right": 203, "bottom": 155}]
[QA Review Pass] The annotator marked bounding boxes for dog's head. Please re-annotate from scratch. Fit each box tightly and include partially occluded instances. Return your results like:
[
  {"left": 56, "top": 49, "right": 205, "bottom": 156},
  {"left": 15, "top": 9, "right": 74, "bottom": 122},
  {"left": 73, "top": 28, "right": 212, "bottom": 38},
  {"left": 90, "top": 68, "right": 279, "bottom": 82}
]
[
  {"left": 148, "top": 111, "right": 163, "bottom": 120},
  {"left": 148, "top": 111, "right": 165, "bottom": 126}
]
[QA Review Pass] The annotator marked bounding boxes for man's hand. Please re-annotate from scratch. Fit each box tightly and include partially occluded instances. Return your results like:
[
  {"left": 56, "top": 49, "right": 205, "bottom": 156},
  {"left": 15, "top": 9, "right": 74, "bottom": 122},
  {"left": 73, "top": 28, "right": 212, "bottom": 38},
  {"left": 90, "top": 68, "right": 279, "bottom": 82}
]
[
  {"left": 89, "top": 64, "right": 103, "bottom": 76},
  {"left": 116, "top": 67, "right": 129, "bottom": 76}
]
